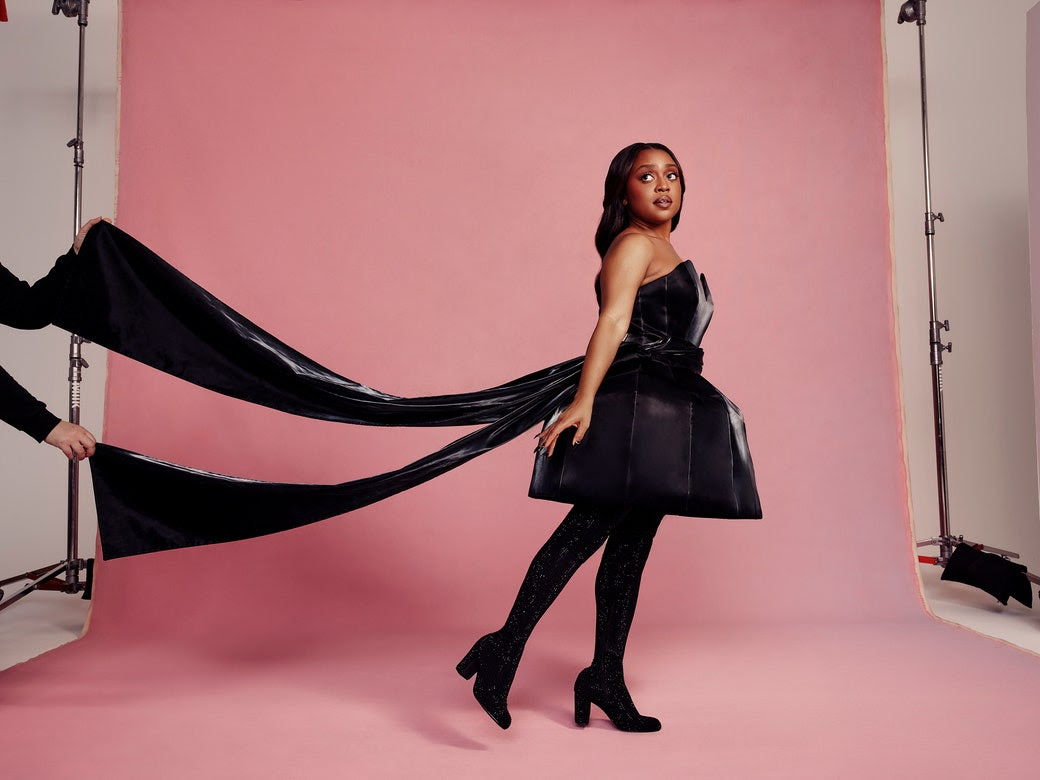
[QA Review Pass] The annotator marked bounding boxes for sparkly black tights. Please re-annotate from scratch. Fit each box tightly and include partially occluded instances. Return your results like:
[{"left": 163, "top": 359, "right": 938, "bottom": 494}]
[
  {"left": 593, "top": 507, "right": 663, "bottom": 672},
  {"left": 498, "top": 503, "right": 663, "bottom": 671}
]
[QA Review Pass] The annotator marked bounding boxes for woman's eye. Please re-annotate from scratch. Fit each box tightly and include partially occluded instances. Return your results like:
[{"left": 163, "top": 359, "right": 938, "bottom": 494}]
[
  {"left": 666, "top": 172, "right": 678, "bottom": 181},
  {"left": 639, "top": 173, "right": 654, "bottom": 182}
]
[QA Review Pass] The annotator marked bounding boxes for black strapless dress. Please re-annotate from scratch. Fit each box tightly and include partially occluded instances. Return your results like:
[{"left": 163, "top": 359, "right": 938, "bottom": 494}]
[{"left": 530, "top": 261, "right": 761, "bottom": 519}]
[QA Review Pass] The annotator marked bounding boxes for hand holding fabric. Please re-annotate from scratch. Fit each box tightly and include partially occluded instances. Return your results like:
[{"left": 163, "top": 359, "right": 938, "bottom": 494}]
[
  {"left": 44, "top": 420, "right": 97, "bottom": 460},
  {"left": 74, "top": 217, "right": 109, "bottom": 254}
]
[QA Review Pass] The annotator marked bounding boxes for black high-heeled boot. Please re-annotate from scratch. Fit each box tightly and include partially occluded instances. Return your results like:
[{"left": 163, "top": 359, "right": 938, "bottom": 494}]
[
  {"left": 573, "top": 665, "right": 661, "bottom": 732},
  {"left": 456, "top": 632, "right": 518, "bottom": 729},
  {"left": 574, "top": 508, "right": 664, "bottom": 732},
  {"left": 457, "top": 505, "right": 624, "bottom": 729}
]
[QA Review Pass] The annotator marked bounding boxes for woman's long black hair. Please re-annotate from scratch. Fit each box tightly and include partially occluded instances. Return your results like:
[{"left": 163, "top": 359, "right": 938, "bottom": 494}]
[{"left": 594, "top": 142, "right": 686, "bottom": 260}]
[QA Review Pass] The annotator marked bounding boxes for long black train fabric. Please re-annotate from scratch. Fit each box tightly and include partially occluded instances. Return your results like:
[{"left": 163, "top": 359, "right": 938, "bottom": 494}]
[{"left": 53, "top": 223, "right": 758, "bottom": 559}]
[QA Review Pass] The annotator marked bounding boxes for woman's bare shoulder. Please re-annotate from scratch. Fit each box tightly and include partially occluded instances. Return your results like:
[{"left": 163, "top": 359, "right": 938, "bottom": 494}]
[
  {"left": 604, "top": 233, "right": 655, "bottom": 274},
  {"left": 601, "top": 235, "right": 656, "bottom": 295},
  {"left": 607, "top": 231, "right": 656, "bottom": 258}
]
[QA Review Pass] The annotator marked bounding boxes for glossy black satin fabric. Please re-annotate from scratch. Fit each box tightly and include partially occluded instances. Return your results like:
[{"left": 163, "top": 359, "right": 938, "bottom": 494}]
[
  {"left": 54, "top": 224, "right": 760, "bottom": 559},
  {"left": 56, "top": 225, "right": 578, "bottom": 427},
  {"left": 530, "top": 262, "right": 761, "bottom": 519}
]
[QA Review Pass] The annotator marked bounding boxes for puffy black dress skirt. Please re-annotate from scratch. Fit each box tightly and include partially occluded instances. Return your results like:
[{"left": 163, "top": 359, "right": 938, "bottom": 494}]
[{"left": 529, "top": 261, "right": 761, "bottom": 519}]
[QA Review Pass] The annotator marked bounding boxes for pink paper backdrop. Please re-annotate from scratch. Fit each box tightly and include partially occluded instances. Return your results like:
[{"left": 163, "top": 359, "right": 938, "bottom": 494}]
[{"left": 93, "top": 0, "right": 912, "bottom": 641}]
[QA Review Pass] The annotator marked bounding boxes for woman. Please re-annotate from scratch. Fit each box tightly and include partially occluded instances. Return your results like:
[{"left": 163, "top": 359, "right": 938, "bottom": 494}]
[
  {"left": 42, "top": 148, "right": 756, "bottom": 726},
  {"left": 457, "top": 142, "right": 760, "bottom": 732}
]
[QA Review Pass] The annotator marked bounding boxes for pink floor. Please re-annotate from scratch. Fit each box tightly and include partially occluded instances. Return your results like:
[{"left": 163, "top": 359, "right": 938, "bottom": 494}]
[{"left": 2, "top": 609, "right": 1038, "bottom": 777}]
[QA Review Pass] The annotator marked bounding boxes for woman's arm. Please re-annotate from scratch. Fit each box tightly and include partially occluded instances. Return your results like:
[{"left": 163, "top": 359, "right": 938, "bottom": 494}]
[{"left": 537, "top": 234, "right": 653, "bottom": 456}]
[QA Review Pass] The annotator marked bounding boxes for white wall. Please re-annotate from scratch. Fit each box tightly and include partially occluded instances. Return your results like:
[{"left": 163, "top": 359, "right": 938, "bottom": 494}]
[
  {"left": 886, "top": 0, "right": 1040, "bottom": 570},
  {"left": 0, "top": 0, "right": 117, "bottom": 576}
]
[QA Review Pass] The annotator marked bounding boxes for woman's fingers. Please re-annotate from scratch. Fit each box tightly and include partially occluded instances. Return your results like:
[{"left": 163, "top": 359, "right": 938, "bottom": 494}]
[
  {"left": 536, "top": 402, "right": 592, "bottom": 456},
  {"left": 537, "top": 422, "right": 557, "bottom": 450},
  {"left": 547, "top": 424, "right": 566, "bottom": 457},
  {"left": 536, "top": 420, "right": 563, "bottom": 457},
  {"left": 545, "top": 418, "right": 586, "bottom": 457}
]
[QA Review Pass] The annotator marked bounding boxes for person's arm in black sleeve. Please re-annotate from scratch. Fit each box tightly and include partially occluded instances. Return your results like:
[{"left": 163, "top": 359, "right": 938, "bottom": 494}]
[
  {"left": 0, "top": 217, "right": 105, "bottom": 329},
  {"left": 0, "top": 360, "right": 96, "bottom": 459},
  {"left": 0, "top": 363, "right": 61, "bottom": 441},
  {"left": 0, "top": 249, "right": 76, "bottom": 329},
  {"left": 0, "top": 218, "right": 105, "bottom": 458}
]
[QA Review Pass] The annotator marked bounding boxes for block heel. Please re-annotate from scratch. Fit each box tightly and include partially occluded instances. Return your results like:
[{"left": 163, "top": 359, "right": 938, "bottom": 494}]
[
  {"left": 456, "top": 648, "right": 478, "bottom": 680},
  {"left": 573, "top": 666, "right": 661, "bottom": 733},
  {"left": 574, "top": 689, "right": 591, "bottom": 726}
]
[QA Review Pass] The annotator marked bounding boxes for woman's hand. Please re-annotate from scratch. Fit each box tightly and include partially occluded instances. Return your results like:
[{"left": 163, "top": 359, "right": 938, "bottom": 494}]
[
  {"left": 44, "top": 420, "right": 97, "bottom": 461},
  {"left": 73, "top": 216, "right": 110, "bottom": 254},
  {"left": 537, "top": 397, "right": 594, "bottom": 457}
]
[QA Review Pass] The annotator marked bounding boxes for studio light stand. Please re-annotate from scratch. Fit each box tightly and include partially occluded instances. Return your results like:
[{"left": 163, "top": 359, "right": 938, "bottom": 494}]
[
  {"left": 0, "top": 0, "right": 94, "bottom": 611},
  {"left": 898, "top": 0, "right": 1040, "bottom": 601}
]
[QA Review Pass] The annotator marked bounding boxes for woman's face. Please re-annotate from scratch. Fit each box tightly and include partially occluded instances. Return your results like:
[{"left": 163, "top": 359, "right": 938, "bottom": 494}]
[{"left": 624, "top": 148, "right": 681, "bottom": 228}]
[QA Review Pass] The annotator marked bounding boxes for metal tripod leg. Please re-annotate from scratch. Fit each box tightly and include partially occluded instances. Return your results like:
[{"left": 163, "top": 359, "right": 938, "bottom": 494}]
[{"left": 0, "top": 559, "right": 93, "bottom": 612}]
